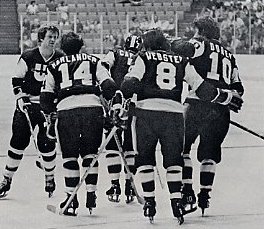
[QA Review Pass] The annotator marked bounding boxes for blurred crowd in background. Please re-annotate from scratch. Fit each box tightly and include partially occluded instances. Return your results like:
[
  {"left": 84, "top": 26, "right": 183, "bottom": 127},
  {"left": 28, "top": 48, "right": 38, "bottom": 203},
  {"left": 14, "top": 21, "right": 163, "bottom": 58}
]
[{"left": 20, "top": 0, "right": 264, "bottom": 54}]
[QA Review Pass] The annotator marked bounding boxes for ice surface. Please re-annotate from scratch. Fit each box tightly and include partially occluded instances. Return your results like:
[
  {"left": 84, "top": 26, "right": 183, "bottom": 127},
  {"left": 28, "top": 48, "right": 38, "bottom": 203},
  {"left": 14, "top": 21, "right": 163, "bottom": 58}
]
[{"left": 0, "top": 55, "right": 264, "bottom": 228}]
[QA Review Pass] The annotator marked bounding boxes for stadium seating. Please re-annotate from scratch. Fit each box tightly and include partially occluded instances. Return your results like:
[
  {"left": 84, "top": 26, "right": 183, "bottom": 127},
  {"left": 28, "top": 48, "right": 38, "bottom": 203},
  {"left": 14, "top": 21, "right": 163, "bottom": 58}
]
[{"left": 16, "top": 0, "right": 192, "bottom": 53}]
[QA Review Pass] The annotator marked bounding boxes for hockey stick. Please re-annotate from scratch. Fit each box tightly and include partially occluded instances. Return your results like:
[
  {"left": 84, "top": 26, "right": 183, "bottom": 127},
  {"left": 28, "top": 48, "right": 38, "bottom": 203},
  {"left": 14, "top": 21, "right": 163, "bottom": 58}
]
[
  {"left": 22, "top": 107, "right": 44, "bottom": 170},
  {"left": 230, "top": 120, "right": 264, "bottom": 141},
  {"left": 47, "top": 126, "right": 118, "bottom": 215},
  {"left": 155, "top": 166, "right": 165, "bottom": 189},
  {"left": 113, "top": 133, "right": 145, "bottom": 205}
]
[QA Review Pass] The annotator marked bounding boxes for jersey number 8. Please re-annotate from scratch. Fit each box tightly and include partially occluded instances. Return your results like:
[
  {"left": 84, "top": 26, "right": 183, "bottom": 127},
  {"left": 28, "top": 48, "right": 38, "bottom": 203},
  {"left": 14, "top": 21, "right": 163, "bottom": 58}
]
[{"left": 156, "top": 62, "right": 176, "bottom": 90}]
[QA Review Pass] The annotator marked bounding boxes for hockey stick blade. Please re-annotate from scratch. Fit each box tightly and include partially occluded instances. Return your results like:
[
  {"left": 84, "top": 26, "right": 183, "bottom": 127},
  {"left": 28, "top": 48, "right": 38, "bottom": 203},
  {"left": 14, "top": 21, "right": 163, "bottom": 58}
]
[{"left": 47, "top": 204, "right": 59, "bottom": 214}]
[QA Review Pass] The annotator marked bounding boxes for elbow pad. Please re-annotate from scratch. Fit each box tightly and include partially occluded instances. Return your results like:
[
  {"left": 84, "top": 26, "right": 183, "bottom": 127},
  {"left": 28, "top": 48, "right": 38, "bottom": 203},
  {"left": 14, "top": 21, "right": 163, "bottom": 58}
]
[
  {"left": 12, "top": 77, "right": 24, "bottom": 95},
  {"left": 40, "top": 92, "right": 57, "bottom": 114},
  {"left": 101, "top": 79, "right": 118, "bottom": 101},
  {"left": 120, "top": 77, "right": 141, "bottom": 99}
]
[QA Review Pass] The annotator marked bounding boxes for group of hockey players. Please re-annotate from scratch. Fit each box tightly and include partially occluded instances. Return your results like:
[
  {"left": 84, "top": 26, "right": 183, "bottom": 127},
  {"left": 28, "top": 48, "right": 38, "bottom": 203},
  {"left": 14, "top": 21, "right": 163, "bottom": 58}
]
[{"left": 0, "top": 15, "right": 244, "bottom": 225}]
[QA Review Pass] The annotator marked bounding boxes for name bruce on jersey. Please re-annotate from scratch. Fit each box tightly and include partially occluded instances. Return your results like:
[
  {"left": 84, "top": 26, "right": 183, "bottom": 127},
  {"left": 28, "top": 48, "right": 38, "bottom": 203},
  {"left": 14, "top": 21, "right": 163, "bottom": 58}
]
[
  {"left": 51, "top": 53, "right": 97, "bottom": 68},
  {"left": 145, "top": 51, "right": 182, "bottom": 63}
]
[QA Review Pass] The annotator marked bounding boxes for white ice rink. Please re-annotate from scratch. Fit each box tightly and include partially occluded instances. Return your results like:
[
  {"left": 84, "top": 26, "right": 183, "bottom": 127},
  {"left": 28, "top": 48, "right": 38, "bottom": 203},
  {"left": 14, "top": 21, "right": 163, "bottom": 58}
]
[{"left": 0, "top": 55, "right": 264, "bottom": 229}]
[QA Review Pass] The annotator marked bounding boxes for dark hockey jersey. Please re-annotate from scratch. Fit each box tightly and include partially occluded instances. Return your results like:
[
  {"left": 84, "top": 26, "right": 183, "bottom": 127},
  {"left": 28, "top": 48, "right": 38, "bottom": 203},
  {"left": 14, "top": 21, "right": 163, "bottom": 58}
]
[
  {"left": 101, "top": 48, "right": 137, "bottom": 88},
  {"left": 124, "top": 50, "right": 206, "bottom": 113},
  {"left": 41, "top": 53, "right": 115, "bottom": 111},
  {"left": 172, "top": 37, "right": 244, "bottom": 99},
  {"left": 13, "top": 47, "right": 64, "bottom": 102}
]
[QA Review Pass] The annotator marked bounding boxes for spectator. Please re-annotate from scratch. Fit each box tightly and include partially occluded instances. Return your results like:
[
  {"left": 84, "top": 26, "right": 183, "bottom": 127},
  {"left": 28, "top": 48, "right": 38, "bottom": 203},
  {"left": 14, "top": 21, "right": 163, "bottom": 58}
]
[
  {"left": 30, "top": 18, "right": 41, "bottom": 46},
  {"left": 161, "top": 17, "right": 176, "bottom": 36},
  {"left": 46, "top": 0, "right": 57, "bottom": 12},
  {"left": 130, "top": 16, "right": 140, "bottom": 30},
  {"left": 58, "top": 1, "right": 69, "bottom": 24},
  {"left": 21, "top": 34, "right": 34, "bottom": 51},
  {"left": 83, "top": 19, "right": 91, "bottom": 33},
  {"left": 89, "top": 19, "right": 101, "bottom": 33},
  {"left": 22, "top": 16, "right": 31, "bottom": 37},
  {"left": 183, "top": 25, "right": 195, "bottom": 39},
  {"left": 113, "top": 29, "right": 125, "bottom": 48},
  {"left": 26, "top": 1, "right": 39, "bottom": 15},
  {"left": 71, "top": 18, "right": 83, "bottom": 33},
  {"left": 139, "top": 16, "right": 150, "bottom": 32},
  {"left": 149, "top": 15, "right": 162, "bottom": 29}
]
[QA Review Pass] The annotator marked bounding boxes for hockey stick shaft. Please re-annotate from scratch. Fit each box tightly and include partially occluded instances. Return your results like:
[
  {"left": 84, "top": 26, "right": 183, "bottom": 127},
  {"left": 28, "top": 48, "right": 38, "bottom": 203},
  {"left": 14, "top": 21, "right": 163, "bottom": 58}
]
[
  {"left": 155, "top": 166, "right": 165, "bottom": 189},
  {"left": 59, "top": 126, "right": 118, "bottom": 215},
  {"left": 230, "top": 120, "right": 264, "bottom": 141},
  {"left": 23, "top": 108, "right": 43, "bottom": 161},
  {"left": 113, "top": 133, "right": 145, "bottom": 205}
]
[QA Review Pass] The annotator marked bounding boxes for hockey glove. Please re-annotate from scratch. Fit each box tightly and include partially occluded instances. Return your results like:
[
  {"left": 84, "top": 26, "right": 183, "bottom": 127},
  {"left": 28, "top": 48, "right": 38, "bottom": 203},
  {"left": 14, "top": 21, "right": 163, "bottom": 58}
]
[
  {"left": 214, "top": 89, "right": 243, "bottom": 113},
  {"left": 110, "top": 90, "right": 129, "bottom": 129},
  {"left": 227, "top": 90, "right": 243, "bottom": 113},
  {"left": 44, "top": 112, "right": 57, "bottom": 142},
  {"left": 16, "top": 93, "right": 31, "bottom": 113}
]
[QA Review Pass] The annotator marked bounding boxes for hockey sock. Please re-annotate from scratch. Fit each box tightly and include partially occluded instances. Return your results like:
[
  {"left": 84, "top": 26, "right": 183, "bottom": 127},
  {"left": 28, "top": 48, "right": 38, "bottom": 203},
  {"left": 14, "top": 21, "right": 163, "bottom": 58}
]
[
  {"left": 182, "top": 154, "right": 193, "bottom": 191},
  {"left": 200, "top": 159, "right": 216, "bottom": 191},
  {"left": 106, "top": 150, "right": 121, "bottom": 181},
  {"left": 82, "top": 154, "right": 98, "bottom": 192},
  {"left": 166, "top": 165, "right": 182, "bottom": 199},
  {"left": 138, "top": 165, "right": 155, "bottom": 198}
]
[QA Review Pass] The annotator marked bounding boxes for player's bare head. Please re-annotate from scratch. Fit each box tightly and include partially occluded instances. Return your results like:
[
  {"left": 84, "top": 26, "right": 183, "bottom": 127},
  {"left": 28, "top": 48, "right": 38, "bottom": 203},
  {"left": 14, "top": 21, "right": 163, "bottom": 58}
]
[
  {"left": 38, "top": 25, "right": 59, "bottom": 42},
  {"left": 193, "top": 16, "right": 220, "bottom": 40},
  {"left": 142, "top": 29, "right": 170, "bottom": 51},
  {"left": 124, "top": 35, "right": 143, "bottom": 53},
  {"left": 60, "top": 32, "right": 84, "bottom": 55}
]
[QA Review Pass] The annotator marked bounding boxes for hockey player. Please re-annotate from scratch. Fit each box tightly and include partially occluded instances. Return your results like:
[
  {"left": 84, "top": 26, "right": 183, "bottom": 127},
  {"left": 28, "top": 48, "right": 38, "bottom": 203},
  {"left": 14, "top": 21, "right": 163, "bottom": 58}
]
[
  {"left": 101, "top": 34, "right": 143, "bottom": 203},
  {"left": 171, "top": 16, "right": 244, "bottom": 215},
  {"left": 40, "top": 32, "right": 117, "bottom": 216},
  {"left": 120, "top": 29, "right": 243, "bottom": 224},
  {"left": 0, "top": 25, "right": 63, "bottom": 198}
]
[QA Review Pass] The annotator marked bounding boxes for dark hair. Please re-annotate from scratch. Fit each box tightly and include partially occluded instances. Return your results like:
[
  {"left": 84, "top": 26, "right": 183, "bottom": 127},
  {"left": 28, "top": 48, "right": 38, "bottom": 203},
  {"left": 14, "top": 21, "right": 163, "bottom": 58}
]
[
  {"left": 37, "top": 25, "right": 59, "bottom": 42},
  {"left": 193, "top": 15, "right": 220, "bottom": 40},
  {"left": 142, "top": 29, "right": 170, "bottom": 51},
  {"left": 60, "top": 32, "right": 84, "bottom": 55}
]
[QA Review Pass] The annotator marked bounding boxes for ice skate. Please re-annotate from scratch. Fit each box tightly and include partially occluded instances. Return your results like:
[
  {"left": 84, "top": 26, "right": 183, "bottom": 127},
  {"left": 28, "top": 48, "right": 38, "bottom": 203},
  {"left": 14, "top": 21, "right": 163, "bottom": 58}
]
[
  {"left": 197, "top": 190, "right": 210, "bottom": 216},
  {"left": 125, "top": 179, "right": 135, "bottom": 204},
  {"left": 106, "top": 182, "right": 121, "bottom": 202},
  {"left": 171, "top": 198, "right": 184, "bottom": 225},
  {"left": 0, "top": 176, "right": 12, "bottom": 198},
  {"left": 60, "top": 193, "right": 79, "bottom": 216},
  {"left": 86, "top": 191, "right": 97, "bottom": 214},
  {"left": 143, "top": 197, "right": 156, "bottom": 223},
  {"left": 45, "top": 175, "right": 56, "bottom": 198},
  {"left": 182, "top": 188, "right": 197, "bottom": 215}
]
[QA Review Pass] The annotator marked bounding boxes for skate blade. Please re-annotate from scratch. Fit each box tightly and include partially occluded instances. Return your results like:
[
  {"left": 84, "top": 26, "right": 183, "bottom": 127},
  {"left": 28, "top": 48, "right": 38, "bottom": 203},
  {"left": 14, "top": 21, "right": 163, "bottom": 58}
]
[
  {"left": 177, "top": 216, "right": 184, "bottom": 225},
  {"left": 108, "top": 195, "right": 120, "bottom": 203},
  {"left": 48, "top": 192, "right": 54, "bottom": 198},
  {"left": 149, "top": 216, "right": 154, "bottom": 224},
  {"left": 125, "top": 195, "right": 135, "bottom": 204},
  {"left": 183, "top": 205, "right": 197, "bottom": 215},
  {"left": 201, "top": 208, "right": 205, "bottom": 216},
  {"left": 0, "top": 192, "right": 8, "bottom": 198},
  {"left": 89, "top": 208, "right": 93, "bottom": 215}
]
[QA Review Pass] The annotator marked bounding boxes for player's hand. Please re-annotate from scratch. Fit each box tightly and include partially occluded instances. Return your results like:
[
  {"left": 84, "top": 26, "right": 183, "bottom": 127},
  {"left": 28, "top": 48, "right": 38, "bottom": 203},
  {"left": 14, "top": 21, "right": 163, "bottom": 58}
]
[
  {"left": 45, "top": 112, "right": 57, "bottom": 141},
  {"left": 16, "top": 93, "right": 31, "bottom": 113},
  {"left": 110, "top": 91, "right": 129, "bottom": 129},
  {"left": 228, "top": 90, "right": 243, "bottom": 113}
]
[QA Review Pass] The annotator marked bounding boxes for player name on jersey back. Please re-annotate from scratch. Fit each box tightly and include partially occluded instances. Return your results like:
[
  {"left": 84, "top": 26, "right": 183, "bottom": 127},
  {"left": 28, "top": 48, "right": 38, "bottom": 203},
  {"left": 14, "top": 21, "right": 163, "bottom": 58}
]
[
  {"left": 51, "top": 53, "right": 98, "bottom": 68},
  {"left": 209, "top": 42, "right": 232, "bottom": 59},
  {"left": 145, "top": 51, "right": 183, "bottom": 63}
]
